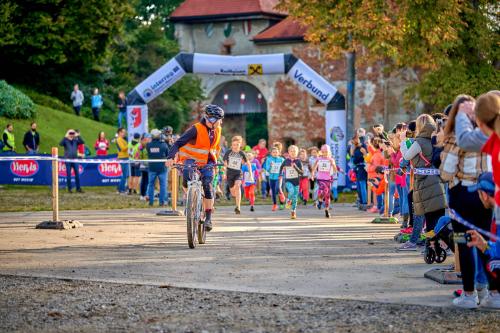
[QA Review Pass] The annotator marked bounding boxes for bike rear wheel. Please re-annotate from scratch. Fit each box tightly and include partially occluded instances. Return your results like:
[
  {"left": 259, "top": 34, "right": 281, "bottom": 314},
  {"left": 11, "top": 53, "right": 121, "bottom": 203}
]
[{"left": 186, "top": 187, "right": 200, "bottom": 249}]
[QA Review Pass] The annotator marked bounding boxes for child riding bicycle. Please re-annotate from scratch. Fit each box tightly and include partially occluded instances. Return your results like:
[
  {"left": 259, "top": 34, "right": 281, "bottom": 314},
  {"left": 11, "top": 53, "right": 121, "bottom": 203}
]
[{"left": 165, "top": 104, "right": 224, "bottom": 232}]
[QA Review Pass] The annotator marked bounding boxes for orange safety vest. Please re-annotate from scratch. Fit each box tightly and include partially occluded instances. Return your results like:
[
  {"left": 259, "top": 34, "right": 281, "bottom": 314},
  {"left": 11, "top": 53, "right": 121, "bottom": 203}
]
[{"left": 178, "top": 122, "right": 221, "bottom": 165}]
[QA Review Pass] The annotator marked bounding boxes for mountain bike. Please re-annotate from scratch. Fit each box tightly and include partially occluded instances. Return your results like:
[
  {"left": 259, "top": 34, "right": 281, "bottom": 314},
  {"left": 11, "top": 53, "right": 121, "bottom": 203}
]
[{"left": 174, "top": 163, "right": 223, "bottom": 249}]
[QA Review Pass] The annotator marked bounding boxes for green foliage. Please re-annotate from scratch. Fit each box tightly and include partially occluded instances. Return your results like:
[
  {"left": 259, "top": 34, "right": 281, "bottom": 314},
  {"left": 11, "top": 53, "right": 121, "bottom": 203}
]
[
  {"left": 0, "top": 81, "right": 36, "bottom": 119},
  {"left": 412, "top": 61, "right": 500, "bottom": 112},
  {"left": 16, "top": 86, "right": 74, "bottom": 114},
  {"left": 0, "top": 0, "right": 132, "bottom": 67},
  {"left": 0, "top": 104, "right": 117, "bottom": 155}
]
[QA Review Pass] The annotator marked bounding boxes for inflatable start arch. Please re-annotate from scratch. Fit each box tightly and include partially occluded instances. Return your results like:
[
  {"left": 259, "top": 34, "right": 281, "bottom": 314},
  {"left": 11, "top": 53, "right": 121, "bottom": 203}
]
[{"left": 127, "top": 53, "right": 347, "bottom": 185}]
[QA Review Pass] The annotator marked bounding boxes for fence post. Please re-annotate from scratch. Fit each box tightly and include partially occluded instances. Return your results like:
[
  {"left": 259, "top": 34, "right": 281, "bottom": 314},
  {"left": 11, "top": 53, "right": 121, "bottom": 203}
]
[
  {"left": 52, "top": 147, "right": 59, "bottom": 222},
  {"left": 156, "top": 166, "right": 183, "bottom": 216}
]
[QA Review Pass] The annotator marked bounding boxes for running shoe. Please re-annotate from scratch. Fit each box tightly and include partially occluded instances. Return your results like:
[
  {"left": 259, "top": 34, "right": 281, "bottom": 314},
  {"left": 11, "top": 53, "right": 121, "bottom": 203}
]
[
  {"left": 325, "top": 209, "right": 330, "bottom": 218},
  {"left": 316, "top": 201, "right": 322, "bottom": 210},
  {"left": 204, "top": 217, "right": 213, "bottom": 232},
  {"left": 397, "top": 241, "right": 417, "bottom": 251},
  {"left": 291, "top": 211, "right": 297, "bottom": 219},
  {"left": 272, "top": 204, "right": 277, "bottom": 211},
  {"left": 250, "top": 206, "right": 254, "bottom": 212},
  {"left": 452, "top": 292, "right": 479, "bottom": 309},
  {"left": 235, "top": 207, "right": 241, "bottom": 215},
  {"left": 481, "top": 292, "right": 500, "bottom": 309},
  {"left": 478, "top": 287, "right": 489, "bottom": 304},
  {"left": 286, "top": 200, "right": 292, "bottom": 209},
  {"left": 367, "top": 206, "right": 379, "bottom": 213},
  {"left": 279, "top": 204, "right": 285, "bottom": 210}
]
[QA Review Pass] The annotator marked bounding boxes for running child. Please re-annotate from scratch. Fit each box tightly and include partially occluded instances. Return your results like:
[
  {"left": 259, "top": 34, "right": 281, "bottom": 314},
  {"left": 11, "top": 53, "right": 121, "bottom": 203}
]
[
  {"left": 312, "top": 144, "right": 337, "bottom": 218},
  {"left": 242, "top": 151, "right": 258, "bottom": 211},
  {"left": 298, "top": 148, "right": 311, "bottom": 205},
  {"left": 263, "top": 146, "right": 285, "bottom": 211},
  {"left": 279, "top": 145, "right": 303, "bottom": 219},
  {"left": 223, "top": 136, "right": 253, "bottom": 214},
  {"left": 308, "top": 146, "right": 320, "bottom": 203}
]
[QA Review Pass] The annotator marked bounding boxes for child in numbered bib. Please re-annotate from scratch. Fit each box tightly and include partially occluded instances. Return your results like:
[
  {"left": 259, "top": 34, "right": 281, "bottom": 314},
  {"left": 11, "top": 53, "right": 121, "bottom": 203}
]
[
  {"left": 223, "top": 136, "right": 253, "bottom": 214},
  {"left": 312, "top": 144, "right": 337, "bottom": 218},
  {"left": 263, "top": 146, "right": 285, "bottom": 211},
  {"left": 242, "top": 151, "right": 258, "bottom": 212},
  {"left": 279, "top": 145, "right": 303, "bottom": 219}
]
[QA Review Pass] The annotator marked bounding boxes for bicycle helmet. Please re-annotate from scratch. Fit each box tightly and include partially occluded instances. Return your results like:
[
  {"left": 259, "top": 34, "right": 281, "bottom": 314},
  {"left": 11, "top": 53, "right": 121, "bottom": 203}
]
[
  {"left": 204, "top": 104, "right": 224, "bottom": 120},
  {"left": 162, "top": 126, "right": 173, "bottom": 135}
]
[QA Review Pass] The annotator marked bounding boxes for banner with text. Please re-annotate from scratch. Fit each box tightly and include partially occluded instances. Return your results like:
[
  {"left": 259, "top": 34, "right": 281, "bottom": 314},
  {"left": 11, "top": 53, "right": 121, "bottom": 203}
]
[
  {"left": 193, "top": 53, "right": 285, "bottom": 76},
  {"left": 287, "top": 60, "right": 337, "bottom": 105},
  {"left": 325, "top": 109, "right": 347, "bottom": 186},
  {"left": 0, "top": 155, "right": 124, "bottom": 186},
  {"left": 127, "top": 104, "right": 148, "bottom": 142},
  {"left": 134, "top": 58, "right": 186, "bottom": 103}
]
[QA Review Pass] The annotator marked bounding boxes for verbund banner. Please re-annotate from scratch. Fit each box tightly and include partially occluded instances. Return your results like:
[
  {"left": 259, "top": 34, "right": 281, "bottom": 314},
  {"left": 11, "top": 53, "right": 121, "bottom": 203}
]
[
  {"left": 287, "top": 60, "right": 337, "bottom": 105},
  {"left": 127, "top": 104, "right": 148, "bottom": 142},
  {"left": 325, "top": 110, "right": 347, "bottom": 186},
  {"left": 0, "top": 155, "right": 124, "bottom": 186}
]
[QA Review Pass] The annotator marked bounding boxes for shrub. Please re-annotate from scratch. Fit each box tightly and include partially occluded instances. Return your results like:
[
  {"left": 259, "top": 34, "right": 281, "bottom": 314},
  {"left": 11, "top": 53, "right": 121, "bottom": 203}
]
[
  {"left": 16, "top": 86, "right": 74, "bottom": 114},
  {"left": 0, "top": 80, "right": 36, "bottom": 119}
]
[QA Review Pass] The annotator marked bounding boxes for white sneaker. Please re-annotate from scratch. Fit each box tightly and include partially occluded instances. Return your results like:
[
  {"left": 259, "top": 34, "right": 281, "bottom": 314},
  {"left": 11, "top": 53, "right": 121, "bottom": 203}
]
[
  {"left": 139, "top": 196, "right": 146, "bottom": 201},
  {"left": 477, "top": 288, "right": 489, "bottom": 304},
  {"left": 480, "top": 292, "right": 500, "bottom": 309},
  {"left": 452, "top": 291, "right": 479, "bottom": 309}
]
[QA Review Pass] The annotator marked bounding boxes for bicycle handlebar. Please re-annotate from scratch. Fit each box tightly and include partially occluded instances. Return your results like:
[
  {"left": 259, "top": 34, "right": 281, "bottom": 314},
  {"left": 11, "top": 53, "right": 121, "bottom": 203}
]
[{"left": 172, "top": 163, "right": 224, "bottom": 170}]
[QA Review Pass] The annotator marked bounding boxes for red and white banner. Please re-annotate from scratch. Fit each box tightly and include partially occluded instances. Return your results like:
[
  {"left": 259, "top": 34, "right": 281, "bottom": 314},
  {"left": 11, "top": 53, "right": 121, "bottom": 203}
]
[{"left": 127, "top": 104, "right": 148, "bottom": 141}]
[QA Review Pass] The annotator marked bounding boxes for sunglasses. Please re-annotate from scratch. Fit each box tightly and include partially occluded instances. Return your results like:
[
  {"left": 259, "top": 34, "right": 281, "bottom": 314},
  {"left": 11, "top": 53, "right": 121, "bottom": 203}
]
[{"left": 207, "top": 117, "right": 218, "bottom": 124}]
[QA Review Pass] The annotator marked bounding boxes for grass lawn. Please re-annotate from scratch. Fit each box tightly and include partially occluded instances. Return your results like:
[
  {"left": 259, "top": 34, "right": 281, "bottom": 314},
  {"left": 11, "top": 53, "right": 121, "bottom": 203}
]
[
  {"left": 0, "top": 105, "right": 118, "bottom": 155},
  {"left": 0, "top": 185, "right": 357, "bottom": 212}
]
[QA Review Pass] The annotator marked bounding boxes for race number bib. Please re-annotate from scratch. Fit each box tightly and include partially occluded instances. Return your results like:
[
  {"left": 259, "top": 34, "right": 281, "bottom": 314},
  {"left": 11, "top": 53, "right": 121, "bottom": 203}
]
[
  {"left": 318, "top": 160, "right": 331, "bottom": 172},
  {"left": 270, "top": 162, "right": 280, "bottom": 174},
  {"left": 244, "top": 172, "right": 254, "bottom": 183},
  {"left": 228, "top": 156, "right": 242, "bottom": 170},
  {"left": 285, "top": 166, "right": 299, "bottom": 179}
]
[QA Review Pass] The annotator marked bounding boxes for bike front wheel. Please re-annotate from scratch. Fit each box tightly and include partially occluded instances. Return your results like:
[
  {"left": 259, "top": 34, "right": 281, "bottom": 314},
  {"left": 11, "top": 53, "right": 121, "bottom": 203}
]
[{"left": 186, "top": 187, "right": 200, "bottom": 249}]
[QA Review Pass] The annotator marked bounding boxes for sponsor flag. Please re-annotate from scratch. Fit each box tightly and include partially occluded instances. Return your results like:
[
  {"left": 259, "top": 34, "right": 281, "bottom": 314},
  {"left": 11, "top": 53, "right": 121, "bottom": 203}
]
[{"left": 127, "top": 105, "right": 148, "bottom": 141}]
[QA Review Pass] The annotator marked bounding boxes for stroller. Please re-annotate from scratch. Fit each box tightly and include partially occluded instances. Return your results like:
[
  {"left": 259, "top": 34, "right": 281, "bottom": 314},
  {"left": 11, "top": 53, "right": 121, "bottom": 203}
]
[{"left": 423, "top": 216, "right": 454, "bottom": 264}]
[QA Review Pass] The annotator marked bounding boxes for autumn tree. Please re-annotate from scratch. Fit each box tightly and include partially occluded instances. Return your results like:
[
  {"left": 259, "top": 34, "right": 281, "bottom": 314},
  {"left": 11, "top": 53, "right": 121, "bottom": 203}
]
[{"left": 278, "top": 0, "right": 499, "bottom": 110}]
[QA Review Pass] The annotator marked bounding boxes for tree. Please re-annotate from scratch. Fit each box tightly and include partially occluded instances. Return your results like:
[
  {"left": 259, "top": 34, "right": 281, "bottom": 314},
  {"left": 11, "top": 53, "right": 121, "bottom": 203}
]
[{"left": 278, "top": 0, "right": 499, "bottom": 110}]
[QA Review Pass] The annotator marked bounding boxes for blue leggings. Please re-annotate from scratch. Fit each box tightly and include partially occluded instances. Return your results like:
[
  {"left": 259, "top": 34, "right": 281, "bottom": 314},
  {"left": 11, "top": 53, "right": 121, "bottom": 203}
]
[
  {"left": 269, "top": 179, "right": 280, "bottom": 205},
  {"left": 285, "top": 182, "right": 299, "bottom": 211}
]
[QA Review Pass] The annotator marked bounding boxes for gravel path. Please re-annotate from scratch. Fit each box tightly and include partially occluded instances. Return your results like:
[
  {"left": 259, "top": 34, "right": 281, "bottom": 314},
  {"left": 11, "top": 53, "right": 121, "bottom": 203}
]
[{"left": 1, "top": 275, "right": 498, "bottom": 333}]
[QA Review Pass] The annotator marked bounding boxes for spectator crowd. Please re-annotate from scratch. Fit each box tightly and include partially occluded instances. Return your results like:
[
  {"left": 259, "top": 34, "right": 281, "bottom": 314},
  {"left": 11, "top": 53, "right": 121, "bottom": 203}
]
[{"left": 1, "top": 85, "right": 499, "bottom": 310}]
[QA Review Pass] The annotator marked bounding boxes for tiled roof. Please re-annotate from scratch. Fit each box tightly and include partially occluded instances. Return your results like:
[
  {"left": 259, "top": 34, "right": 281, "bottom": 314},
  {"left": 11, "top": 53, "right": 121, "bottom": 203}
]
[
  {"left": 252, "top": 17, "right": 306, "bottom": 43},
  {"left": 170, "top": 0, "right": 286, "bottom": 21}
]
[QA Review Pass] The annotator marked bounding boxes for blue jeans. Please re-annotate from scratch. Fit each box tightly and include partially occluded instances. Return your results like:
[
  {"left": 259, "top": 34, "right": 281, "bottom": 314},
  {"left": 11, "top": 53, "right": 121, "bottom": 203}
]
[
  {"left": 269, "top": 179, "right": 280, "bottom": 205},
  {"left": 397, "top": 184, "right": 409, "bottom": 216},
  {"left": 410, "top": 215, "right": 425, "bottom": 243},
  {"left": 356, "top": 180, "right": 367, "bottom": 205},
  {"left": 148, "top": 170, "right": 167, "bottom": 205},
  {"left": 474, "top": 248, "right": 488, "bottom": 287},
  {"left": 377, "top": 194, "right": 384, "bottom": 214},
  {"left": 65, "top": 162, "right": 81, "bottom": 191},
  {"left": 117, "top": 111, "right": 127, "bottom": 128},
  {"left": 118, "top": 159, "right": 129, "bottom": 193},
  {"left": 388, "top": 182, "right": 397, "bottom": 215}
]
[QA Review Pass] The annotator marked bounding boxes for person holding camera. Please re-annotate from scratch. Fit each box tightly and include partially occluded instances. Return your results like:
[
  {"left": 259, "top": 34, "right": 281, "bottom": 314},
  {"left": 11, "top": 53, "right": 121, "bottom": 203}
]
[
  {"left": 439, "top": 95, "right": 492, "bottom": 308},
  {"left": 60, "top": 129, "right": 84, "bottom": 193},
  {"left": 465, "top": 172, "right": 500, "bottom": 309}
]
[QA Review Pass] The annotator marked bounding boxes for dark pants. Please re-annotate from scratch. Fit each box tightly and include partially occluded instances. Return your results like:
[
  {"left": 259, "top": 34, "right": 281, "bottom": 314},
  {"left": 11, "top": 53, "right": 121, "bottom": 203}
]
[
  {"left": 424, "top": 208, "right": 445, "bottom": 232},
  {"left": 65, "top": 162, "right": 81, "bottom": 191},
  {"left": 92, "top": 107, "right": 100, "bottom": 121},
  {"left": 73, "top": 105, "right": 81, "bottom": 116},
  {"left": 140, "top": 170, "right": 148, "bottom": 197},
  {"left": 449, "top": 184, "right": 495, "bottom": 292}
]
